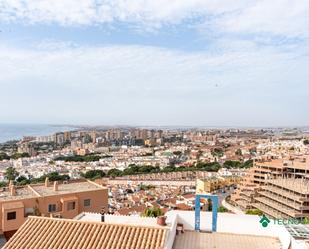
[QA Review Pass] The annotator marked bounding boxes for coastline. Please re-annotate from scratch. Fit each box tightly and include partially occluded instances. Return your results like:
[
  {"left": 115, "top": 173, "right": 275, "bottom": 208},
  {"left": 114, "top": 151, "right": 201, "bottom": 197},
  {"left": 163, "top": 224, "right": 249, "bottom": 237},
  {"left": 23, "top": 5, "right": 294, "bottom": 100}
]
[{"left": 0, "top": 124, "right": 77, "bottom": 143}]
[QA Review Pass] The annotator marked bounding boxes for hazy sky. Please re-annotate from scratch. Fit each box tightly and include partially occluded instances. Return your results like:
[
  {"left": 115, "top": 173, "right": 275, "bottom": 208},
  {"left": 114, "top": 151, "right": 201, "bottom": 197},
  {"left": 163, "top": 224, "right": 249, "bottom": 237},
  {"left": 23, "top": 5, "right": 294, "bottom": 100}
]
[{"left": 0, "top": 0, "right": 309, "bottom": 127}]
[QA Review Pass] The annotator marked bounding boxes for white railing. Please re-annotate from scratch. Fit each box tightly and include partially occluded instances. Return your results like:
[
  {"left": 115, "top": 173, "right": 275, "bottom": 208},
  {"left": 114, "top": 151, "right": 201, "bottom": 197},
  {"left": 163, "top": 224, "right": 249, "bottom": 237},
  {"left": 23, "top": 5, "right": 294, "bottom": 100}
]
[{"left": 105, "top": 214, "right": 158, "bottom": 227}]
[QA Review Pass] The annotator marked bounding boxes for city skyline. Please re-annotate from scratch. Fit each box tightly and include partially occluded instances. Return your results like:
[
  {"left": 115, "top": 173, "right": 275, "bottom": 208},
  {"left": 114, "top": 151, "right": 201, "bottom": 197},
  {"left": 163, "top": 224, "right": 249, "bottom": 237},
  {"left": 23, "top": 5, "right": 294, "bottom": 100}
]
[{"left": 0, "top": 1, "right": 309, "bottom": 126}]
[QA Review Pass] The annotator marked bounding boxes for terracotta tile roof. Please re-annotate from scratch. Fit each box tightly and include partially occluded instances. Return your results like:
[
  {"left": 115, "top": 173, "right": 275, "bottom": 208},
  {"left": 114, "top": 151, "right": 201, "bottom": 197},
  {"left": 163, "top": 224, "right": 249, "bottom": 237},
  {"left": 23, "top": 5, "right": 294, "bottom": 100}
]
[
  {"left": 116, "top": 204, "right": 147, "bottom": 215},
  {"left": 164, "top": 198, "right": 177, "bottom": 204},
  {"left": 181, "top": 194, "right": 195, "bottom": 199},
  {"left": 3, "top": 216, "right": 167, "bottom": 249},
  {"left": 175, "top": 203, "right": 192, "bottom": 211}
]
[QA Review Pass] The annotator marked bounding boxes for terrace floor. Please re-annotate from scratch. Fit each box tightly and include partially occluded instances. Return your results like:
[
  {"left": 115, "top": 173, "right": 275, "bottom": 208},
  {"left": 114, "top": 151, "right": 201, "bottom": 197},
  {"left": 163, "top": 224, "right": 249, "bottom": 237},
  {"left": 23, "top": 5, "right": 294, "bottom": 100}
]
[{"left": 172, "top": 231, "right": 281, "bottom": 249}]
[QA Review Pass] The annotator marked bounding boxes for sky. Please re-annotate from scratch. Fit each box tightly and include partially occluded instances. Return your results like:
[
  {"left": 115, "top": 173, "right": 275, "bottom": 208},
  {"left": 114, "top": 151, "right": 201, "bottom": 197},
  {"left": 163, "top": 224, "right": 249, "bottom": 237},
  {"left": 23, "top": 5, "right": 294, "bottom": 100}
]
[{"left": 0, "top": 0, "right": 309, "bottom": 127}]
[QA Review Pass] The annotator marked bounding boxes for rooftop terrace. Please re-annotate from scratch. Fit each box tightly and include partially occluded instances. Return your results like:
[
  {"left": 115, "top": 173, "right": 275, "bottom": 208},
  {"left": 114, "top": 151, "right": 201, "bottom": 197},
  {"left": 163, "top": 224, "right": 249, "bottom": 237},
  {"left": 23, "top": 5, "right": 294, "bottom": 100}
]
[{"left": 173, "top": 231, "right": 281, "bottom": 249}]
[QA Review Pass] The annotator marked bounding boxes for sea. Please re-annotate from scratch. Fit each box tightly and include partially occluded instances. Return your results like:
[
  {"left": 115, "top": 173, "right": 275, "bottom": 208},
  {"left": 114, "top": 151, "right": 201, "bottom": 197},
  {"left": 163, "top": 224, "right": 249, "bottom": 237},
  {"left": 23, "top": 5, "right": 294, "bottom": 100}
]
[{"left": 0, "top": 124, "right": 76, "bottom": 143}]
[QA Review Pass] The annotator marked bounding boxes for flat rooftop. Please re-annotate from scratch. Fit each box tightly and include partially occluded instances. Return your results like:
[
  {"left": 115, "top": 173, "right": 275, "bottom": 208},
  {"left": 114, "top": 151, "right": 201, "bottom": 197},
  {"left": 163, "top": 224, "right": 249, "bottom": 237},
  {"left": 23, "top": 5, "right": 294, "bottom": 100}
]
[
  {"left": 0, "top": 186, "right": 37, "bottom": 201},
  {"left": 0, "top": 180, "right": 103, "bottom": 201},
  {"left": 31, "top": 181, "right": 102, "bottom": 196},
  {"left": 172, "top": 231, "right": 281, "bottom": 249}
]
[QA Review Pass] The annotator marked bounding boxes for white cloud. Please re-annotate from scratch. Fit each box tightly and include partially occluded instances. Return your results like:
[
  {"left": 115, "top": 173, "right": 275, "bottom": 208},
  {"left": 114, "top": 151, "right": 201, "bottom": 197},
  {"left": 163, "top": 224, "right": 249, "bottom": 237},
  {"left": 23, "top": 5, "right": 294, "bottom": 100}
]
[
  {"left": 0, "top": 41, "right": 308, "bottom": 125},
  {"left": 216, "top": 0, "right": 309, "bottom": 38},
  {"left": 0, "top": 0, "right": 240, "bottom": 26},
  {"left": 2, "top": 0, "right": 308, "bottom": 39}
]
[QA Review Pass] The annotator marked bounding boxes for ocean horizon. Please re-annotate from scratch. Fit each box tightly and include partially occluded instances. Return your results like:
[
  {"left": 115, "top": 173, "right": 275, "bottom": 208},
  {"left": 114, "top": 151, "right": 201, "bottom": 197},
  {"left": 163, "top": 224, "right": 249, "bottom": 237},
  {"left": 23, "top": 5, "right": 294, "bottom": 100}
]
[{"left": 0, "top": 124, "right": 76, "bottom": 143}]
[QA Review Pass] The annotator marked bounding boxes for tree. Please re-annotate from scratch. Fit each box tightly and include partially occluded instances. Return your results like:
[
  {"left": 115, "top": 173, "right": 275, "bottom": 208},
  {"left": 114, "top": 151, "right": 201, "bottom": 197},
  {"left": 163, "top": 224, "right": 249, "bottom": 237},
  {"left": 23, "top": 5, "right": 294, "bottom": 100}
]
[
  {"left": 162, "top": 165, "right": 176, "bottom": 173},
  {"left": 142, "top": 207, "right": 163, "bottom": 218},
  {"left": 235, "top": 149, "right": 242, "bottom": 156},
  {"left": 107, "top": 168, "right": 123, "bottom": 177},
  {"left": 223, "top": 160, "right": 242, "bottom": 169},
  {"left": 83, "top": 170, "right": 105, "bottom": 179},
  {"left": 207, "top": 198, "right": 213, "bottom": 211},
  {"left": 55, "top": 154, "right": 101, "bottom": 162},
  {"left": 39, "top": 172, "right": 70, "bottom": 182},
  {"left": 242, "top": 159, "right": 253, "bottom": 168},
  {"left": 196, "top": 162, "right": 221, "bottom": 172},
  {"left": 304, "top": 140, "right": 309, "bottom": 145},
  {"left": 16, "top": 176, "right": 31, "bottom": 185},
  {"left": 0, "top": 181, "right": 7, "bottom": 187},
  {"left": 211, "top": 148, "right": 224, "bottom": 158},
  {"left": 175, "top": 166, "right": 187, "bottom": 172},
  {"left": 0, "top": 153, "right": 10, "bottom": 161},
  {"left": 11, "top": 153, "right": 30, "bottom": 160},
  {"left": 5, "top": 167, "right": 19, "bottom": 180}
]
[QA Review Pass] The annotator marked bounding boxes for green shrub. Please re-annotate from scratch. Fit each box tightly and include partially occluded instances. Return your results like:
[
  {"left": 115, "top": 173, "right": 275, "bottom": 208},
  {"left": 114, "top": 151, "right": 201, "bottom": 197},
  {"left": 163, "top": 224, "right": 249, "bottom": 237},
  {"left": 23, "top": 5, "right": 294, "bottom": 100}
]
[
  {"left": 245, "top": 209, "right": 263, "bottom": 216},
  {"left": 218, "top": 206, "right": 228, "bottom": 212},
  {"left": 142, "top": 207, "right": 163, "bottom": 218}
]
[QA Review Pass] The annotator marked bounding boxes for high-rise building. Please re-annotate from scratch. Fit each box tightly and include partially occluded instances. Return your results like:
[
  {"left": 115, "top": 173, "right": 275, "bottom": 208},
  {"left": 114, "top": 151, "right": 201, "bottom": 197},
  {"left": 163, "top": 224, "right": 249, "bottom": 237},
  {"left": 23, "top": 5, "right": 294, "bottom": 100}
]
[
  {"left": 63, "top": 131, "right": 72, "bottom": 142},
  {"left": 54, "top": 132, "right": 65, "bottom": 145},
  {"left": 17, "top": 142, "right": 36, "bottom": 156}
]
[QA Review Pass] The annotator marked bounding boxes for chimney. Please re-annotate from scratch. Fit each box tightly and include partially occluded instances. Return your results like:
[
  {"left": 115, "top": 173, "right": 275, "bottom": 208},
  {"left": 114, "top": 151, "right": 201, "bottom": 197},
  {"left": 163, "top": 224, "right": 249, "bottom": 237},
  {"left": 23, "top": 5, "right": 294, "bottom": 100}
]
[
  {"left": 53, "top": 181, "right": 58, "bottom": 191},
  {"left": 10, "top": 185, "right": 16, "bottom": 196},
  {"left": 45, "top": 177, "right": 49, "bottom": 187},
  {"left": 100, "top": 207, "right": 106, "bottom": 222}
]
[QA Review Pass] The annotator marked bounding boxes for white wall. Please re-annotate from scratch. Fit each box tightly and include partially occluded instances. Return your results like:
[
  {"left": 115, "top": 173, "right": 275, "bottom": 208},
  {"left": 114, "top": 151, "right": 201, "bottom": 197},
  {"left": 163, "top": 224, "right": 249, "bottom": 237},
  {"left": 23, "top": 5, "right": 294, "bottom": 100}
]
[
  {"left": 76, "top": 212, "right": 159, "bottom": 227},
  {"left": 165, "top": 214, "right": 178, "bottom": 249}
]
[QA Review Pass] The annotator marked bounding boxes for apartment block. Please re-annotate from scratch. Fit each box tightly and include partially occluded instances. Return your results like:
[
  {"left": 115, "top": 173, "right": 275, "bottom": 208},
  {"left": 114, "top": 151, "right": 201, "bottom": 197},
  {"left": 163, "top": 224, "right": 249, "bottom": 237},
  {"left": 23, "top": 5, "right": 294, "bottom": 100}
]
[
  {"left": 253, "top": 178, "right": 309, "bottom": 219},
  {"left": 231, "top": 156, "right": 309, "bottom": 219},
  {"left": 0, "top": 179, "right": 108, "bottom": 239}
]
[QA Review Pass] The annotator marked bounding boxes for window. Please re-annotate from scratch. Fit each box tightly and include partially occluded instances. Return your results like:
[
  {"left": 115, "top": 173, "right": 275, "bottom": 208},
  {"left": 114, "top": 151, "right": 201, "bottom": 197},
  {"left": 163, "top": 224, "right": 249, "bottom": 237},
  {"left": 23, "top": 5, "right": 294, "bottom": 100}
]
[
  {"left": 48, "top": 204, "right": 57, "bottom": 213},
  {"left": 67, "top": 201, "right": 76, "bottom": 211},
  {"left": 7, "top": 211, "right": 16, "bottom": 220},
  {"left": 84, "top": 199, "right": 91, "bottom": 207}
]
